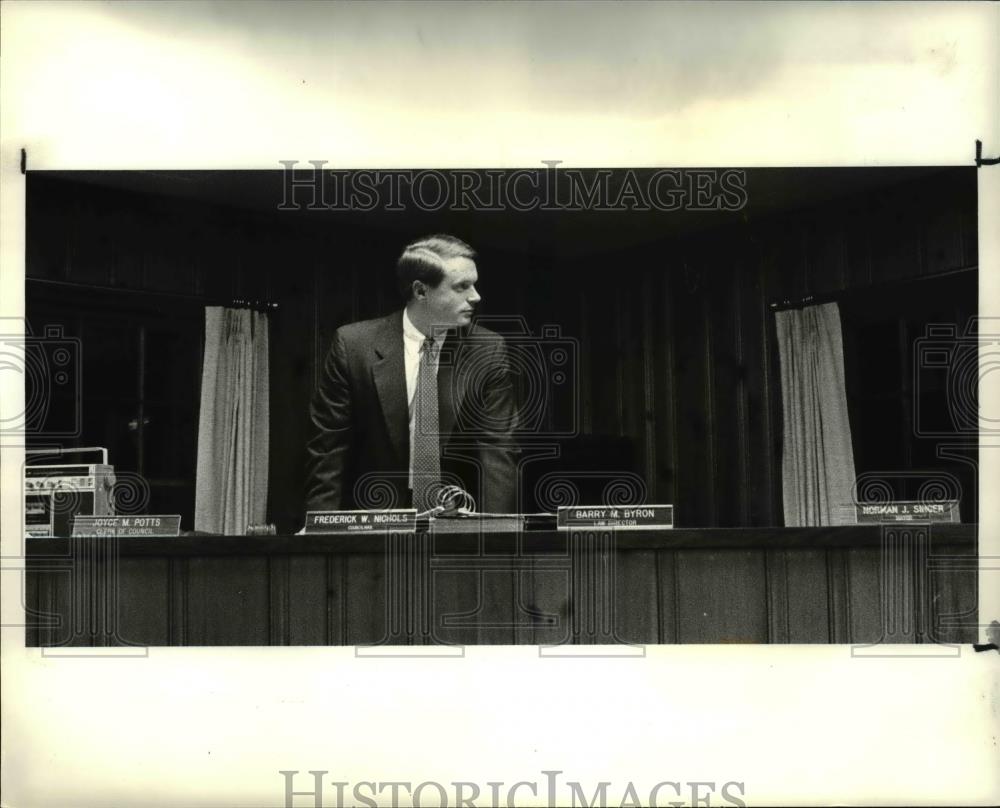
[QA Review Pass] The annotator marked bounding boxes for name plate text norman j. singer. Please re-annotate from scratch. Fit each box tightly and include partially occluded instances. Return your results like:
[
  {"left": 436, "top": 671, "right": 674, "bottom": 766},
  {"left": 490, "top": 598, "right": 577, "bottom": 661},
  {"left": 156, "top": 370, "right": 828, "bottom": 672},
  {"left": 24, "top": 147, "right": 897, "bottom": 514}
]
[
  {"left": 306, "top": 509, "right": 417, "bottom": 534},
  {"left": 855, "top": 500, "right": 960, "bottom": 523},
  {"left": 557, "top": 505, "right": 674, "bottom": 530},
  {"left": 71, "top": 515, "right": 181, "bottom": 537}
]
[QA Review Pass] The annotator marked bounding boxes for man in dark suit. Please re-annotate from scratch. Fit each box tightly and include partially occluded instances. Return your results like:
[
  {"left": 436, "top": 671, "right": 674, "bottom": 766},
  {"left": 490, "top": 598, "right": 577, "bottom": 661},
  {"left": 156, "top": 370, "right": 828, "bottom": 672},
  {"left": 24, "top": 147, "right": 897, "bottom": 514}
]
[{"left": 305, "top": 234, "right": 518, "bottom": 515}]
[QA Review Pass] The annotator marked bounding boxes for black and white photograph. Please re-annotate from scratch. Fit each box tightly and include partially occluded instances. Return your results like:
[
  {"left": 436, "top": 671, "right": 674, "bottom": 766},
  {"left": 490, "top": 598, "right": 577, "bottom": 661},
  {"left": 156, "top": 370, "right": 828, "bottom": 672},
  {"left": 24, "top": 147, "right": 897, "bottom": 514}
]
[
  {"left": 17, "top": 164, "right": 982, "bottom": 649},
  {"left": 1, "top": 2, "right": 997, "bottom": 807}
]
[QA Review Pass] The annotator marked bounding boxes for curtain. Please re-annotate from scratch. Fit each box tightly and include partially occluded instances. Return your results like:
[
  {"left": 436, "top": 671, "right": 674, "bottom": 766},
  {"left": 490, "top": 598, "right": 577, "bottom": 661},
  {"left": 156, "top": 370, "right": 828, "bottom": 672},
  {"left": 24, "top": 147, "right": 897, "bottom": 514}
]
[
  {"left": 195, "top": 307, "right": 270, "bottom": 534},
  {"left": 775, "top": 302, "right": 857, "bottom": 526}
]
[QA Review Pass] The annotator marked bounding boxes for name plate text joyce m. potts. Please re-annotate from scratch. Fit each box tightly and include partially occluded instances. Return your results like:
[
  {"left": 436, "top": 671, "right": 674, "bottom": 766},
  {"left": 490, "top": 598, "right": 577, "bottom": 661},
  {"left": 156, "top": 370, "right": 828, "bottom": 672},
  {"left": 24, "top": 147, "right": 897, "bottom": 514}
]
[
  {"left": 557, "top": 505, "right": 674, "bottom": 530},
  {"left": 306, "top": 509, "right": 417, "bottom": 534},
  {"left": 71, "top": 515, "right": 181, "bottom": 537}
]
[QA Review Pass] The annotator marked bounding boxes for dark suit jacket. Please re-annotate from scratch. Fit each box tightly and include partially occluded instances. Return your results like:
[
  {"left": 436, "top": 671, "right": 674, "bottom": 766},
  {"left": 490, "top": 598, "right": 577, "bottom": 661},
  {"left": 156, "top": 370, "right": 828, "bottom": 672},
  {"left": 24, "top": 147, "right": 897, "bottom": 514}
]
[{"left": 305, "top": 311, "right": 518, "bottom": 514}]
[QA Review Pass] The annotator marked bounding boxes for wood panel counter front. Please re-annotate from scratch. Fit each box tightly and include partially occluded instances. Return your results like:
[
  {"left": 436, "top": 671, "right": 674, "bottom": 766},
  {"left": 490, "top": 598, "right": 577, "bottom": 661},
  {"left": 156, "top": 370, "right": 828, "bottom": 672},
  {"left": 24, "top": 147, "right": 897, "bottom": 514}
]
[{"left": 24, "top": 525, "right": 976, "bottom": 647}]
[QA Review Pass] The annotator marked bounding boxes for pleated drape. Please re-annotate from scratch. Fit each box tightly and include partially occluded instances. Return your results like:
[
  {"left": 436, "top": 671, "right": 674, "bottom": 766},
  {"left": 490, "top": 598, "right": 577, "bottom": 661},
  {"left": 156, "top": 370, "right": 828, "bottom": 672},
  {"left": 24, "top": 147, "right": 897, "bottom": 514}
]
[
  {"left": 775, "top": 302, "right": 857, "bottom": 526},
  {"left": 194, "top": 307, "right": 270, "bottom": 534}
]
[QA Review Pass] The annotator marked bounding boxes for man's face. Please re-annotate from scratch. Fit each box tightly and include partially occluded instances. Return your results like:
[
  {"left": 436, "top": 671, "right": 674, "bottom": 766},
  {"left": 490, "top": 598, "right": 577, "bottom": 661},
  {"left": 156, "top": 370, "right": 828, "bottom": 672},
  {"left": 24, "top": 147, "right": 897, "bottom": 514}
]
[{"left": 419, "top": 256, "right": 481, "bottom": 328}]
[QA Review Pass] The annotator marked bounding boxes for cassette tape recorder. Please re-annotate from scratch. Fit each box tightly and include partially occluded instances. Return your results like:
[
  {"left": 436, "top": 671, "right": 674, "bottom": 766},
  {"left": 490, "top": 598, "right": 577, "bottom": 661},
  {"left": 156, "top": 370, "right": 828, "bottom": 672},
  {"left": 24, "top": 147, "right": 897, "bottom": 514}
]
[{"left": 25, "top": 447, "right": 116, "bottom": 538}]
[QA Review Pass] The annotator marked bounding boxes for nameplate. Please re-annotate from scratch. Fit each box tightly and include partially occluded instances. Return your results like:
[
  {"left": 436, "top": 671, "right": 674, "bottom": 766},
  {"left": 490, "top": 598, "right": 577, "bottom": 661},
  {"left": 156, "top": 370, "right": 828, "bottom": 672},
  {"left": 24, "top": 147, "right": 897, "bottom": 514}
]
[
  {"left": 430, "top": 514, "right": 525, "bottom": 533},
  {"left": 72, "top": 515, "right": 181, "bottom": 537},
  {"left": 855, "top": 500, "right": 960, "bottom": 523},
  {"left": 305, "top": 509, "right": 417, "bottom": 534},
  {"left": 557, "top": 505, "right": 674, "bottom": 530}
]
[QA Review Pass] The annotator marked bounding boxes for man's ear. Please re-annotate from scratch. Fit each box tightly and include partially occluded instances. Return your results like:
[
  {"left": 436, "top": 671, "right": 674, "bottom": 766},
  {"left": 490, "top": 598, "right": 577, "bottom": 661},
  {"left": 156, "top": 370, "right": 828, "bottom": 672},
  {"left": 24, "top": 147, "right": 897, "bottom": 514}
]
[{"left": 412, "top": 281, "right": 426, "bottom": 300}]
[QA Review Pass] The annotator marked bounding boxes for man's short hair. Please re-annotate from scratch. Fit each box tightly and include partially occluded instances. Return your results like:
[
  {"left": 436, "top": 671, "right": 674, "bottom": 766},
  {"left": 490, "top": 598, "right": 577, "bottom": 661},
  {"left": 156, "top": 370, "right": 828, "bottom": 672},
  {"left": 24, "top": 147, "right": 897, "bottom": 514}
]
[{"left": 397, "top": 234, "right": 477, "bottom": 300}]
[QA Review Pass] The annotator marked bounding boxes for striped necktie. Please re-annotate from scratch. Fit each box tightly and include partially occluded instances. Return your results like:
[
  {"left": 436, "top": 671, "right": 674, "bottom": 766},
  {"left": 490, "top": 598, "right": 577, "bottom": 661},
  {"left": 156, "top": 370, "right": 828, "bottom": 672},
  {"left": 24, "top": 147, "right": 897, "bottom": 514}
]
[{"left": 412, "top": 337, "right": 440, "bottom": 511}]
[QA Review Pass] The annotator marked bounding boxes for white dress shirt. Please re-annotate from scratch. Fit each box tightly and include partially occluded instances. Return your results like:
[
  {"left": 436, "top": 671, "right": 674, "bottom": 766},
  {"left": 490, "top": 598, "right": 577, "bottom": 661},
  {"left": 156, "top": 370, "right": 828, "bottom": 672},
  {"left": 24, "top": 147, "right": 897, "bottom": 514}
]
[{"left": 402, "top": 308, "right": 442, "bottom": 488}]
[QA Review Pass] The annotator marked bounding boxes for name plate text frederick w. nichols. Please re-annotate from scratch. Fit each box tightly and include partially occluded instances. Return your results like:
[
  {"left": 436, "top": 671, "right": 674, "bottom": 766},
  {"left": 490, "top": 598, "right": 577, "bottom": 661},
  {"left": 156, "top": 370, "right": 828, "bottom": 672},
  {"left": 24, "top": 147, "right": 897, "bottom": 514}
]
[
  {"left": 72, "top": 515, "right": 181, "bottom": 537},
  {"left": 306, "top": 509, "right": 417, "bottom": 534},
  {"left": 557, "top": 505, "right": 674, "bottom": 530}
]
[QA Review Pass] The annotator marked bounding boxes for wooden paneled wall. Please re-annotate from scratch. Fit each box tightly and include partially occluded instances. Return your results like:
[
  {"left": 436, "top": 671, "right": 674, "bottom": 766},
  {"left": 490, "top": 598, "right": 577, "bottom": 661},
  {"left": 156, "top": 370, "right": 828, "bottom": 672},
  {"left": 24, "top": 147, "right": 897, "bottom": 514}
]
[
  {"left": 571, "top": 168, "right": 978, "bottom": 528},
  {"left": 25, "top": 169, "right": 978, "bottom": 532},
  {"left": 25, "top": 526, "right": 978, "bottom": 646}
]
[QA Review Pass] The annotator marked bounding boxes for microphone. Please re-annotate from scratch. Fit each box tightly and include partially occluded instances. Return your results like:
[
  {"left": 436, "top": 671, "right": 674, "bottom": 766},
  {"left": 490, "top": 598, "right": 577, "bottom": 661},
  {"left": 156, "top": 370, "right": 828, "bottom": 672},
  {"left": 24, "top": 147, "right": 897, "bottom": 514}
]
[{"left": 415, "top": 485, "right": 476, "bottom": 519}]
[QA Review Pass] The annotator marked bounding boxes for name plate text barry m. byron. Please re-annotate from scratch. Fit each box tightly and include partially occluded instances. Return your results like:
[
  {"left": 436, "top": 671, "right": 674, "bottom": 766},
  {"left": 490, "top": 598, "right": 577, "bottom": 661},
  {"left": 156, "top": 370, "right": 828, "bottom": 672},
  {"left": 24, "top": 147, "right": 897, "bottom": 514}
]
[
  {"left": 557, "top": 505, "right": 674, "bottom": 530},
  {"left": 72, "top": 515, "right": 181, "bottom": 537},
  {"left": 306, "top": 509, "right": 417, "bottom": 534}
]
